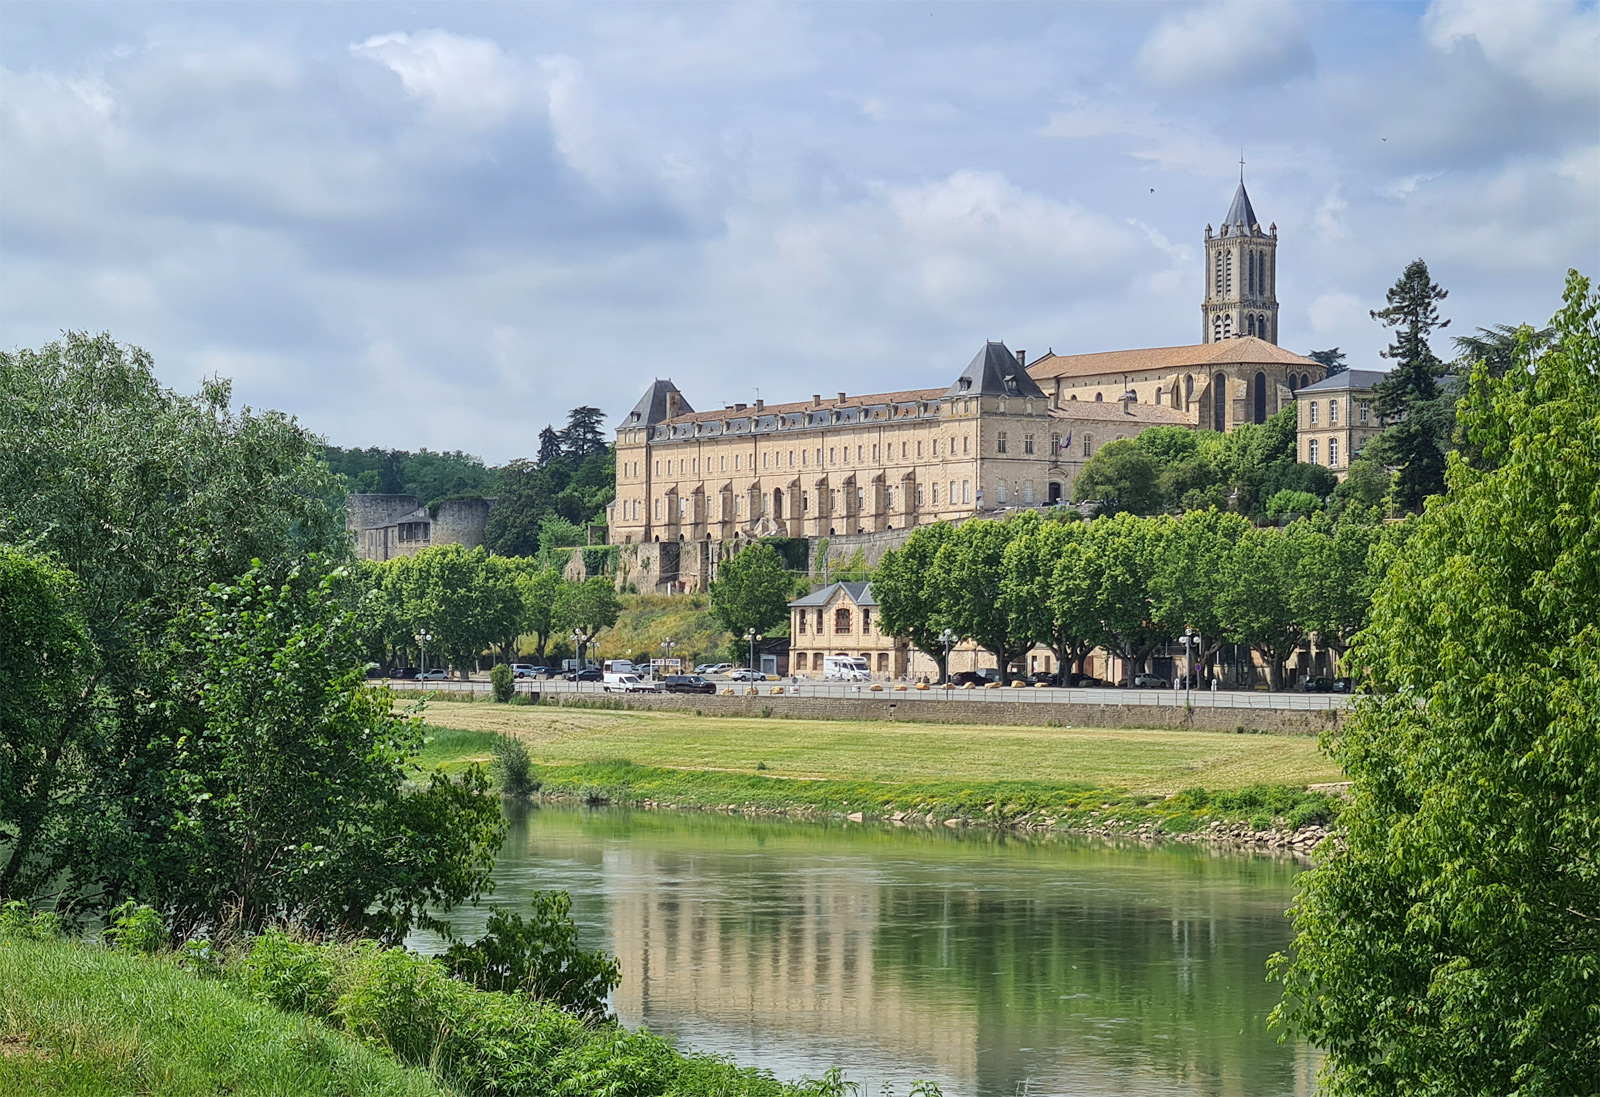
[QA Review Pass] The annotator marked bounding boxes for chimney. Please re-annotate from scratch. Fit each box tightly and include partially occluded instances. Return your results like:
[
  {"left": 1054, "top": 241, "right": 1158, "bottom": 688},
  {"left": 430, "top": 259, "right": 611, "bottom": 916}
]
[
  {"left": 754, "top": 398, "right": 764, "bottom": 412},
  {"left": 812, "top": 394, "right": 822, "bottom": 407},
  {"left": 1016, "top": 349, "right": 1027, "bottom": 369},
  {"left": 665, "top": 391, "right": 682, "bottom": 419},
  {"left": 735, "top": 402, "right": 747, "bottom": 411},
  {"left": 837, "top": 392, "right": 847, "bottom": 405}
]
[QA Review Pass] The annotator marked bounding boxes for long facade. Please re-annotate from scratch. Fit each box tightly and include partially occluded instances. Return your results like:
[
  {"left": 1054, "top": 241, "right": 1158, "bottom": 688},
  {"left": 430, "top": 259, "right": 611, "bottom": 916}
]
[{"left": 608, "top": 180, "right": 1322, "bottom": 548}]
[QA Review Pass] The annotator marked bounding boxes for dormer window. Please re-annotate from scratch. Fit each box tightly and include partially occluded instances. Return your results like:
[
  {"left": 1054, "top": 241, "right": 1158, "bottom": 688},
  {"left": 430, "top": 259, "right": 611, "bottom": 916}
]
[{"left": 959, "top": 377, "right": 972, "bottom": 391}]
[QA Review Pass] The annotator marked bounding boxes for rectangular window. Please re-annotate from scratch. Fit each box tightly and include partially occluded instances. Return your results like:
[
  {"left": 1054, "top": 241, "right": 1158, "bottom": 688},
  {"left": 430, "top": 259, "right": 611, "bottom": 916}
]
[
  {"left": 916, "top": 441, "right": 923, "bottom": 457},
  {"left": 861, "top": 608, "right": 872, "bottom": 632},
  {"left": 1330, "top": 401, "right": 1339, "bottom": 425},
  {"left": 962, "top": 436, "right": 969, "bottom": 454},
  {"left": 998, "top": 480, "right": 1008, "bottom": 503},
  {"left": 1310, "top": 402, "right": 1319, "bottom": 425},
  {"left": 654, "top": 498, "right": 662, "bottom": 519},
  {"left": 1024, "top": 434, "right": 1035, "bottom": 455},
  {"left": 962, "top": 480, "right": 970, "bottom": 503},
  {"left": 932, "top": 483, "right": 940, "bottom": 505},
  {"left": 789, "top": 450, "right": 794, "bottom": 466},
  {"left": 655, "top": 460, "right": 661, "bottom": 475},
  {"left": 933, "top": 439, "right": 940, "bottom": 457},
  {"left": 735, "top": 454, "right": 741, "bottom": 470},
  {"left": 1309, "top": 439, "right": 1319, "bottom": 464},
  {"left": 1024, "top": 480, "right": 1034, "bottom": 504},
  {"left": 721, "top": 455, "right": 727, "bottom": 471},
  {"left": 830, "top": 448, "right": 836, "bottom": 464},
  {"left": 1359, "top": 402, "right": 1370, "bottom": 424},
  {"left": 801, "top": 449, "right": 807, "bottom": 466},
  {"left": 872, "top": 444, "right": 879, "bottom": 461},
  {"left": 948, "top": 480, "right": 956, "bottom": 506},
  {"left": 1083, "top": 435, "right": 1093, "bottom": 457},
  {"left": 1329, "top": 437, "right": 1339, "bottom": 466},
  {"left": 798, "top": 613, "right": 806, "bottom": 633},
  {"left": 857, "top": 446, "right": 863, "bottom": 462},
  {"left": 901, "top": 442, "right": 908, "bottom": 459},
  {"left": 916, "top": 485, "right": 924, "bottom": 506},
  {"left": 997, "top": 432, "right": 1008, "bottom": 454}
]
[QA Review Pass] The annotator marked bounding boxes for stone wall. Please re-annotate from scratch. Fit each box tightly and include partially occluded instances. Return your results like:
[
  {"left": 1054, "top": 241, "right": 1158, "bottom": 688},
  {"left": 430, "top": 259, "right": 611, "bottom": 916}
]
[
  {"left": 519, "top": 689, "right": 1338, "bottom": 735},
  {"left": 429, "top": 496, "right": 492, "bottom": 551}
]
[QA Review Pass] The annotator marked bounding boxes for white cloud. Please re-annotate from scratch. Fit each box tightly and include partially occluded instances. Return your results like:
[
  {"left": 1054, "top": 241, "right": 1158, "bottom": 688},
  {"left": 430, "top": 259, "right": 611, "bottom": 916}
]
[
  {"left": 350, "top": 29, "right": 531, "bottom": 127},
  {"left": 1137, "top": 2, "right": 1316, "bottom": 91},
  {"left": 1424, "top": 0, "right": 1600, "bottom": 102},
  {"left": 1382, "top": 170, "right": 1446, "bottom": 201},
  {"left": 1308, "top": 292, "right": 1364, "bottom": 337},
  {"left": 1313, "top": 189, "right": 1349, "bottom": 241}
]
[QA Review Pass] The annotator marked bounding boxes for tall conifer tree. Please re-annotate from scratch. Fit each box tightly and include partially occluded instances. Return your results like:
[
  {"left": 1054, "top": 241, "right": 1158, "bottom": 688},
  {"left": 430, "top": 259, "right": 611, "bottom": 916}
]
[{"left": 1371, "top": 259, "right": 1451, "bottom": 511}]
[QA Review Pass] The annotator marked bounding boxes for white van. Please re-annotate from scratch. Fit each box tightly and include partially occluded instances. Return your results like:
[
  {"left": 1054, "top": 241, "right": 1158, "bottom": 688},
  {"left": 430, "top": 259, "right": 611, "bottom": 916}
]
[
  {"left": 603, "top": 659, "right": 637, "bottom": 677},
  {"left": 823, "top": 655, "right": 872, "bottom": 682},
  {"left": 603, "top": 673, "right": 659, "bottom": 693}
]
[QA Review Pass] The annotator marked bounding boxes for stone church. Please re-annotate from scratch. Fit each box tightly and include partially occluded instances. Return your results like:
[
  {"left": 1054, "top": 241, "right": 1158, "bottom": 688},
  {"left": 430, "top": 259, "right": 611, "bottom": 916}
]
[{"left": 608, "top": 178, "right": 1323, "bottom": 557}]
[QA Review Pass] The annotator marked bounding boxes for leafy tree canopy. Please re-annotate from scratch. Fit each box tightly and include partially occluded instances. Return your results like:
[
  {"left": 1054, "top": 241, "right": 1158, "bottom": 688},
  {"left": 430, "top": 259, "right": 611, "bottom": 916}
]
[
  {"left": 1073, "top": 440, "right": 1161, "bottom": 515},
  {"left": 709, "top": 542, "right": 793, "bottom": 648},
  {"left": 1307, "top": 347, "right": 1348, "bottom": 376},
  {"left": 1272, "top": 270, "right": 1600, "bottom": 1094}
]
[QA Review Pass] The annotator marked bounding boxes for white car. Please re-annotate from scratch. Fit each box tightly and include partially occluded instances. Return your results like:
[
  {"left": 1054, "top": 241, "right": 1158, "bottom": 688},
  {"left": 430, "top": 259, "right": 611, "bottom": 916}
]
[
  {"left": 511, "top": 664, "right": 544, "bottom": 679},
  {"left": 702, "top": 663, "right": 735, "bottom": 675},
  {"left": 728, "top": 668, "right": 768, "bottom": 682},
  {"left": 416, "top": 668, "right": 448, "bottom": 681}
]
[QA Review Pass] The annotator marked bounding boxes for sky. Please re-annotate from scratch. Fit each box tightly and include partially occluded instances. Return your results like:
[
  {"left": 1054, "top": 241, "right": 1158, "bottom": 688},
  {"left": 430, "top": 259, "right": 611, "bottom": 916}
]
[{"left": 3, "top": 1, "right": 1596, "bottom": 463}]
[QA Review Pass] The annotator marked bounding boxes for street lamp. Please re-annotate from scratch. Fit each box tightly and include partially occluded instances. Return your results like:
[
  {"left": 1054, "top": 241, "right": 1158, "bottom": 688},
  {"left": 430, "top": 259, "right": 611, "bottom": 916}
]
[
  {"left": 1180, "top": 627, "right": 1199, "bottom": 702},
  {"left": 659, "top": 637, "right": 675, "bottom": 678},
  {"left": 414, "top": 629, "right": 434, "bottom": 675},
  {"left": 938, "top": 628, "right": 957, "bottom": 685},
  {"left": 570, "top": 629, "right": 585, "bottom": 675},
  {"left": 744, "top": 628, "right": 761, "bottom": 674}
]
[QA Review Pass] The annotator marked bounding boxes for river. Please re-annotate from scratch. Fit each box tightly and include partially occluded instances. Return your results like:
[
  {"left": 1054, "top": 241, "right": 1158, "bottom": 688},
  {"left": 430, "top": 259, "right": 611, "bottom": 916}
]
[{"left": 417, "top": 803, "right": 1318, "bottom": 1096}]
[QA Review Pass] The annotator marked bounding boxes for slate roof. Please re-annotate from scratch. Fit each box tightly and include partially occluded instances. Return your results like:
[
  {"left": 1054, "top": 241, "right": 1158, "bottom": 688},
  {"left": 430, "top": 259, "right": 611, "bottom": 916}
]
[
  {"left": 1298, "top": 369, "right": 1388, "bottom": 393},
  {"left": 624, "top": 380, "right": 692, "bottom": 428},
  {"left": 661, "top": 388, "right": 946, "bottom": 426},
  {"left": 788, "top": 581, "right": 877, "bottom": 608},
  {"left": 945, "top": 341, "right": 1047, "bottom": 400},
  {"left": 1223, "top": 180, "right": 1259, "bottom": 230},
  {"left": 1026, "top": 336, "right": 1319, "bottom": 381}
]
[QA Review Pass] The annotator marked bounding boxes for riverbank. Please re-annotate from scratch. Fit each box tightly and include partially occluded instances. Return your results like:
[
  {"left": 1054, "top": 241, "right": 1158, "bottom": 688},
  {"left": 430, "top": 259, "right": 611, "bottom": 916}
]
[{"left": 415, "top": 704, "right": 1344, "bottom": 852}]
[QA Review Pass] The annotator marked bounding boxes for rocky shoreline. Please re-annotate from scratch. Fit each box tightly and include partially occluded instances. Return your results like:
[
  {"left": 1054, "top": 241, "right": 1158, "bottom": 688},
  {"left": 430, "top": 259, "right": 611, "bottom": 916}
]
[{"left": 535, "top": 790, "right": 1334, "bottom": 858}]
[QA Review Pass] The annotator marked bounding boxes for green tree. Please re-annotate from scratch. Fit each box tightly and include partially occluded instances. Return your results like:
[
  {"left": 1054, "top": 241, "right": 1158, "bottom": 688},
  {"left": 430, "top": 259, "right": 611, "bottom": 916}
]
[
  {"left": 516, "top": 565, "right": 563, "bottom": 659},
  {"left": 537, "top": 426, "right": 564, "bottom": 466},
  {"left": 484, "top": 459, "right": 553, "bottom": 557},
  {"left": 1271, "top": 271, "right": 1599, "bottom": 1095},
  {"left": 934, "top": 515, "right": 1037, "bottom": 677},
  {"left": 1331, "top": 455, "right": 1391, "bottom": 512},
  {"left": 1265, "top": 490, "right": 1321, "bottom": 521},
  {"left": 561, "top": 406, "right": 607, "bottom": 460},
  {"left": 555, "top": 576, "right": 620, "bottom": 668},
  {"left": 0, "top": 547, "right": 93, "bottom": 900},
  {"left": 1081, "top": 512, "right": 1174, "bottom": 680},
  {"left": 1003, "top": 519, "right": 1095, "bottom": 681},
  {"left": 1306, "top": 347, "right": 1348, "bottom": 377},
  {"left": 385, "top": 545, "right": 515, "bottom": 677},
  {"left": 167, "top": 560, "right": 502, "bottom": 937},
  {"left": 1371, "top": 259, "right": 1452, "bottom": 512},
  {"left": 1214, "top": 525, "right": 1305, "bottom": 689},
  {"left": 873, "top": 523, "right": 957, "bottom": 682},
  {"left": 709, "top": 542, "right": 792, "bottom": 653},
  {"left": 1073, "top": 440, "right": 1162, "bottom": 515},
  {"left": 1288, "top": 513, "right": 1381, "bottom": 674},
  {"left": 1149, "top": 508, "right": 1252, "bottom": 680}
]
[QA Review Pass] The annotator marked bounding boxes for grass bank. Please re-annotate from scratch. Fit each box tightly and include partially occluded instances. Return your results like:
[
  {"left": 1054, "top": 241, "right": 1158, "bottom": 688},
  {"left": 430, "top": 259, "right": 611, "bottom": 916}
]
[
  {"left": 0, "top": 938, "right": 447, "bottom": 1097},
  {"left": 416, "top": 703, "right": 1344, "bottom": 834}
]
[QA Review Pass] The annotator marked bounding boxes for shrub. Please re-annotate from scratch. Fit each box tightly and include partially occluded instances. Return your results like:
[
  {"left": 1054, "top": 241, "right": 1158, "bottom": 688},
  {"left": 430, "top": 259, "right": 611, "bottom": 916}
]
[
  {"left": 0, "top": 900, "right": 63, "bottom": 941},
  {"left": 442, "top": 892, "right": 621, "bottom": 1021},
  {"left": 104, "top": 900, "right": 167, "bottom": 954},
  {"left": 489, "top": 662, "right": 514, "bottom": 703},
  {"left": 243, "top": 926, "right": 342, "bottom": 1016},
  {"left": 492, "top": 733, "right": 539, "bottom": 797}
]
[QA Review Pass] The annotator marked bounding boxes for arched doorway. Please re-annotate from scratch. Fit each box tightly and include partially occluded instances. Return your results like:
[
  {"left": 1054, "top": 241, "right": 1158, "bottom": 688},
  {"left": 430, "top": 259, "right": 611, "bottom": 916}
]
[
  {"left": 1253, "top": 372, "right": 1267, "bottom": 424},
  {"left": 772, "top": 488, "right": 784, "bottom": 522},
  {"left": 1048, "top": 481, "right": 1063, "bottom": 504}
]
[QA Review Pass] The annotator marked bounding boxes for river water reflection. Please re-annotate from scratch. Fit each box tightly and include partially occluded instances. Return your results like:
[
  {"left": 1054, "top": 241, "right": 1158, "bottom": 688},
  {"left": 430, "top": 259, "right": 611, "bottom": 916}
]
[{"left": 420, "top": 804, "right": 1317, "bottom": 1096}]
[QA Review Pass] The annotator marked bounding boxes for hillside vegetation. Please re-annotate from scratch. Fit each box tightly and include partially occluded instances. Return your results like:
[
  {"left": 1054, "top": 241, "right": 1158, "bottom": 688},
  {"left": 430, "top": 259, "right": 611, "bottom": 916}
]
[{"left": 589, "top": 593, "right": 731, "bottom": 665}]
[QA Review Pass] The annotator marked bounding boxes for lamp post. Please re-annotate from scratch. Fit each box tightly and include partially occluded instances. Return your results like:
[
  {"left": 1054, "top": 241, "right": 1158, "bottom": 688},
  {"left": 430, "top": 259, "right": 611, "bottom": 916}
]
[
  {"left": 1181, "top": 627, "right": 1199, "bottom": 702},
  {"left": 938, "top": 628, "right": 956, "bottom": 684},
  {"left": 659, "top": 638, "right": 675, "bottom": 678},
  {"left": 570, "top": 628, "right": 585, "bottom": 676},
  {"left": 744, "top": 628, "right": 761, "bottom": 674},
  {"left": 415, "top": 629, "right": 433, "bottom": 676}
]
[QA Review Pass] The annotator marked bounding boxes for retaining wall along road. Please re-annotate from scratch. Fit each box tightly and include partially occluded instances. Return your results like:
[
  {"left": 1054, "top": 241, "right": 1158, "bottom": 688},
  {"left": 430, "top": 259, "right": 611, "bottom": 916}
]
[{"left": 392, "top": 682, "right": 1341, "bottom": 734}]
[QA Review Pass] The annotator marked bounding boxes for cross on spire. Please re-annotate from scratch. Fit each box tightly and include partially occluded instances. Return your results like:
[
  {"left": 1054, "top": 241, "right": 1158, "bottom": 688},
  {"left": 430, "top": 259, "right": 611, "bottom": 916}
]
[{"left": 1239, "top": 150, "right": 1245, "bottom": 183}]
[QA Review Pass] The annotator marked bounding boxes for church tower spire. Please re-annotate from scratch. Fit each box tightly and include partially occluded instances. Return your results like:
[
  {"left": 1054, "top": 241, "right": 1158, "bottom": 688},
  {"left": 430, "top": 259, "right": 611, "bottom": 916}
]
[{"left": 1202, "top": 166, "right": 1278, "bottom": 345}]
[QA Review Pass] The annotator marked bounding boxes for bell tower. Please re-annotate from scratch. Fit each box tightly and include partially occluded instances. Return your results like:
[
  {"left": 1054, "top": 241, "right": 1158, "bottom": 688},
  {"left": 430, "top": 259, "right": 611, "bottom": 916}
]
[{"left": 1203, "top": 164, "right": 1278, "bottom": 344}]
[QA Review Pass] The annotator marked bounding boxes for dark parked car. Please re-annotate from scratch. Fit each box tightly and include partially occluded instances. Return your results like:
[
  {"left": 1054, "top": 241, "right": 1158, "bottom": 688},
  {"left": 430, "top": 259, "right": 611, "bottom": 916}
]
[
  {"left": 1330, "top": 677, "right": 1355, "bottom": 693},
  {"left": 662, "top": 674, "right": 716, "bottom": 694},
  {"left": 391, "top": 666, "right": 420, "bottom": 680},
  {"left": 1068, "top": 674, "right": 1111, "bottom": 688},
  {"left": 948, "top": 670, "right": 994, "bottom": 687},
  {"left": 1298, "top": 676, "right": 1335, "bottom": 693},
  {"left": 565, "top": 668, "right": 603, "bottom": 682}
]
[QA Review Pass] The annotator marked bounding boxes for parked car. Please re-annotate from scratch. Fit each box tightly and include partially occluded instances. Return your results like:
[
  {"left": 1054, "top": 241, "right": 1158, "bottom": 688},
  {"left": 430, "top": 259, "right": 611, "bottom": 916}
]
[
  {"left": 1130, "top": 673, "right": 1169, "bottom": 689},
  {"left": 565, "top": 668, "right": 603, "bottom": 682},
  {"left": 693, "top": 663, "right": 716, "bottom": 674},
  {"left": 947, "top": 670, "right": 990, "bottom": 687},
  {"left": 1068, "top": 674, "right": 1110, "bottom": 688},
  {"left": 728, "top": 668, "right": 768, "bottom": 681},
  {"left": 1298, "top": 676, "right": 1335, "bottom": 693},
  {"left": 1330, "top": 677, "right": 1355, "bottom": 693},
  {"left": 511, "top": 664, "right": 546, "bottom": 679},
  {"left": 1024, "top": 671, "right": 1062, "bottom": 686},
  {"left": 662, "top": 674, "right": 716, "bottom": 694},
  {"left": 416, "top": 668, "right": 448, "bottom": 681},
  {"left": 703, "top": 663, "right": 735, "bottom": 675},
  {"left": 391, "top": 666, "right": 420, "bottom": 680}
]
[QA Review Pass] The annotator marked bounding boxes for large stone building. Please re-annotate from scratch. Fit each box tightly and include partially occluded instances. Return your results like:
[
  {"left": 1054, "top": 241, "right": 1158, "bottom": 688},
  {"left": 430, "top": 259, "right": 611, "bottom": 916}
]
[
  {"left": 1295, "top": 369, "right": 1387, "bottom": 480},
  {"left": 346, "top": 493, "right": 492, "bottom": 562},
  {"left": 608, "top": 178, "right": 1323, "bottom": 551}
]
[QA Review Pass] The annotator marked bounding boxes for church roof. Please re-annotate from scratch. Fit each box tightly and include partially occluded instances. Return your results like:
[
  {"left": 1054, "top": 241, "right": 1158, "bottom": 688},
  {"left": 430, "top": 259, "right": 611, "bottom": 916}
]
[
  {"left": 1223, "top": 180, "right": 1258, "bottom": 230},
  {"left": 1026, "top": 336, "right": 1319, "bottom": 381},
  {"left": 944, "top": 341, "right": 1047, "bottom": 400},
  {"left": 1049, "top": 401, "right": 1197, "bottom": 426},
  {"left": 623, "top": 380, "right": 692, "bottom": 428}
]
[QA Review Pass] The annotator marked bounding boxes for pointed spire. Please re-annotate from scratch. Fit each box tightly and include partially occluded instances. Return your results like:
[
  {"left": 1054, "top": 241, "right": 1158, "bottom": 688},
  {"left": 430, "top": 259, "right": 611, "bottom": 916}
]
[{"left": 1223, "top": 178, "right": 1258, "bottom": 231}]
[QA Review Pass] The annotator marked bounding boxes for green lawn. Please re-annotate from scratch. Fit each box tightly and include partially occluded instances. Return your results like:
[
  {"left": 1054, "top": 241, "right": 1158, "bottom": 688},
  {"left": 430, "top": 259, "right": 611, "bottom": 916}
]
[
  {"left": 417, "top": 702, "right": 1342, "bottom": 794},
  {"left": 0, "top": 939, "right": 449, "bottom": 1097}
]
